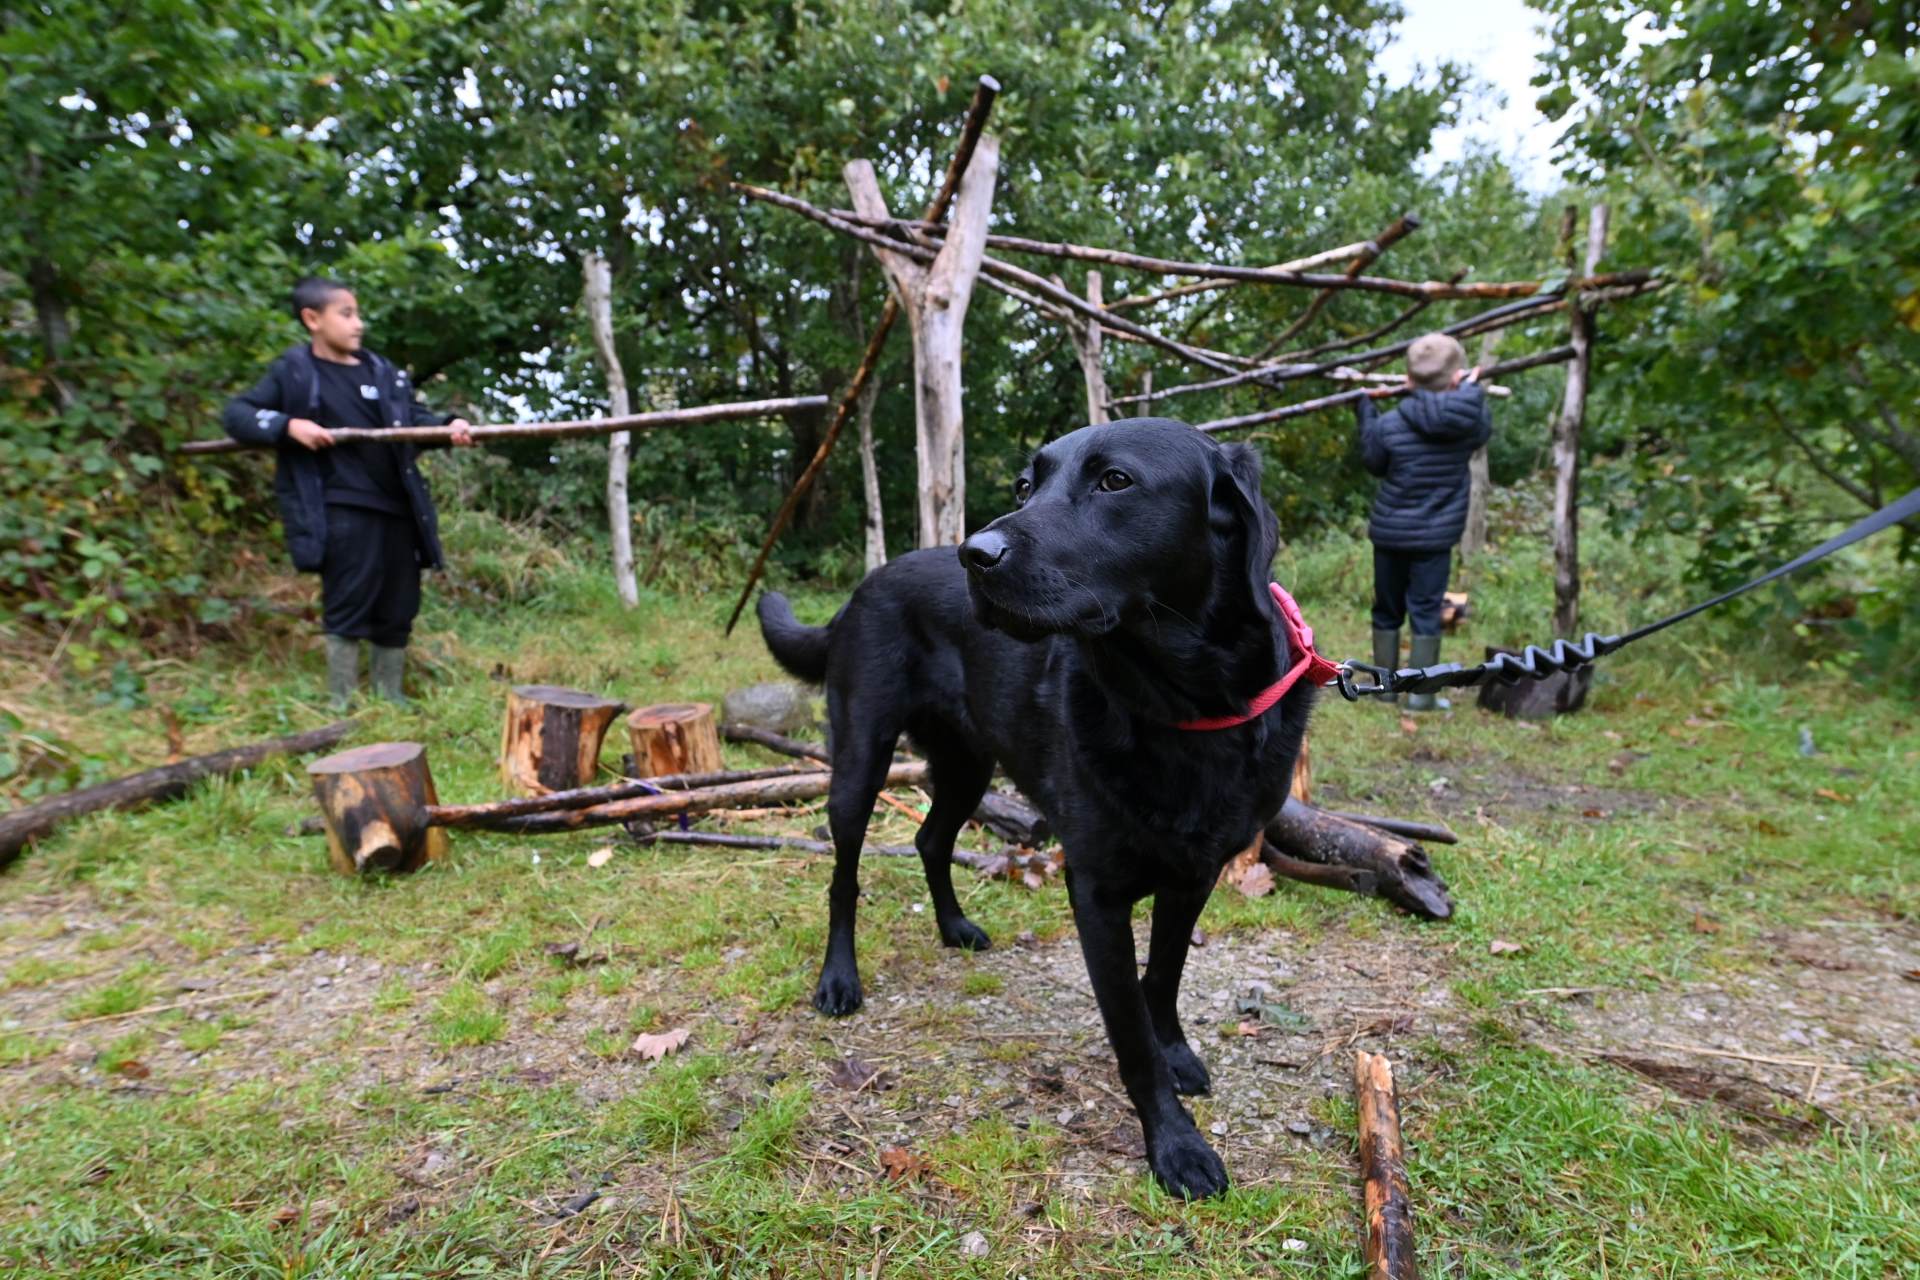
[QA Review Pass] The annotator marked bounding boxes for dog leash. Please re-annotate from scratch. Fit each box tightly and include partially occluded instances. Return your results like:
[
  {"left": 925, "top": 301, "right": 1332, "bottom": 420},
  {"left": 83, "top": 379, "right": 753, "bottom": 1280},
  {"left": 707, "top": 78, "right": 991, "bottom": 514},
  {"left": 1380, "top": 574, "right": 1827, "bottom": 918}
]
[{"left": 1332, "top": 486, "right": 1920, "bottom": 702}]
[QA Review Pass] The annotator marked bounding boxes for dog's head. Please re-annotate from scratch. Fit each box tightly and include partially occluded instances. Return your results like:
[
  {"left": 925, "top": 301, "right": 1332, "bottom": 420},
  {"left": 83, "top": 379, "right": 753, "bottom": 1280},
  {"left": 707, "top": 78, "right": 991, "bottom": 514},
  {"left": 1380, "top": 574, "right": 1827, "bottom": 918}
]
[{"left": 961, "top": 418, "right": 1279, "bottom": 640}]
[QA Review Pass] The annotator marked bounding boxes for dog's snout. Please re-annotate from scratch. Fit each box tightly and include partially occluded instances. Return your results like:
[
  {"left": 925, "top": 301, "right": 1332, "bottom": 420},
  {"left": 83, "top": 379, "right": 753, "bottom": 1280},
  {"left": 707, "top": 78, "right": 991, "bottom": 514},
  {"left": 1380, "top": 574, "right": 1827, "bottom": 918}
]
[{"left": 961, "top": 530, "right": 1010, "bottom": 573}]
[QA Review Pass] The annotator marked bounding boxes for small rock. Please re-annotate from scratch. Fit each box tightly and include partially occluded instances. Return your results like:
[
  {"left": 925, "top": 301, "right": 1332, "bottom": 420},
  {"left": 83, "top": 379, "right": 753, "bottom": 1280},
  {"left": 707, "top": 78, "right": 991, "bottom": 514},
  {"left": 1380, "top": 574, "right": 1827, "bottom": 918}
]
[
  {"left": 1209, "top": 1120, "right": 1228, "bottom": 1136},
  {"left": 958, "top": 1230, "right": 990, "bottom": 1258},
  {"left": 314, "top": 976, "right": 333, "bottom": 989},
  {"left": 1282, "top": 1238, "right": 1309, "bottom": 1253},
  {"left": 1286, "top": 1119, "right": 1313, "bottom": 1137},
  {"left": 1015, "top": 931, "right": 1039, "bottom": 947},
  {"left": 722, "top": 683, "right": 815, "bottom": 734},
  {"left": 1056, "top": 1108, "right": 1076, "bottom": 1126}
]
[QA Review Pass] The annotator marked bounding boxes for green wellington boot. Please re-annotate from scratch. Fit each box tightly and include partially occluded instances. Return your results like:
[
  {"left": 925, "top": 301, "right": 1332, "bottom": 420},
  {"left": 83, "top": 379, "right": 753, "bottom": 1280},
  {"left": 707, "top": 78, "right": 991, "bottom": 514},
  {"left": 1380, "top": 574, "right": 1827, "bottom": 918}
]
[
  {"left": 1406, "top": 633, "right": 1451, "bottom": 712},
  {"left": 369, "top": 644, "right": 411, "bottom": 707},
  {"left": 1371, "top": 628, "right": 1401, "bottom": 708},
  {"left": 324, "top": 635, "right": 361, "bottom": 712}
]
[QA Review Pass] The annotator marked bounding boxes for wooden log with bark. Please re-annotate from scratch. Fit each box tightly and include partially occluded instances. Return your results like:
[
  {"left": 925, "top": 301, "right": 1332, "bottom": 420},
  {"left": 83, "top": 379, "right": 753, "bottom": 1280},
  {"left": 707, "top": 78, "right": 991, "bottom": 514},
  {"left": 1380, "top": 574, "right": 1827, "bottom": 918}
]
[
  {"left": 425, "top": 764, "right": 819, "bottom": 829},
  {"left": 627, "top": 703, "right": 724, "bottom": 777},
  {"left": 179, "top": 396, "right": 830, "bottom": 456},
  {"left": 1, "top": 720, "right": 354, "bottom": 866},
  {"left": 308, "top": 742, "right": 449, "bottom": 875},
  {"left": 470, "top": 762, "right": 930, "bottom": 835},
  {"left": 583, "top": 250, "right": 640, "bottom": 608},
  {"left": 500, "top": 685, "right": 626, "bottom": 795},
  {"left": 1261, "top": 798, "right": 1452, "bottom": 919},
  {"left": 1552, "top": 204, "right": 1609, "bottom": 638},
  {"left": 1354, "top": 1050, "right": 1420, "bottom": 1280},
  {"left": 721, "top": 722, "right": 832, "bottom": 763}
]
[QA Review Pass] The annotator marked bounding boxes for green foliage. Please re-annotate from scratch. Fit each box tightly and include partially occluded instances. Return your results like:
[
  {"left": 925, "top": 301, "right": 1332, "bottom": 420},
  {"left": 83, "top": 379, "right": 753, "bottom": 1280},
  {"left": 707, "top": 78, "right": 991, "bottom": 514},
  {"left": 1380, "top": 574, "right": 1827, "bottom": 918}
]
[{"left": 1530, "top": 0, "right": 1919, "bottom": 669}]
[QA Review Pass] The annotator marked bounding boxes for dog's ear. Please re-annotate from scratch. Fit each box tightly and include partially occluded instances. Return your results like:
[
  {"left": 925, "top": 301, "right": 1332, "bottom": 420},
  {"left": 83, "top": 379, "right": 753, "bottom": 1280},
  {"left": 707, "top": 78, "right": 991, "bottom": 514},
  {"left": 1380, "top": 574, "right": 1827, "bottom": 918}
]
[{"left": 1210, "top": 441, "right": 1281, "bottom": 617}]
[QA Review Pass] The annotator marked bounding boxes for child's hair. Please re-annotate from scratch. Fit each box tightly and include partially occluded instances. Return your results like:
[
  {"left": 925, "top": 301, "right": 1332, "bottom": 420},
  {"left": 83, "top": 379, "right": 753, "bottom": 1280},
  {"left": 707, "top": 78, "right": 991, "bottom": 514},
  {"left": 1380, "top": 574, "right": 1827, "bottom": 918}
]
[
  {"left": 290, "top": 276, "right": 349, "bottom": 324},
  {"left": 1406, "top": 332, "right": 1466, "bottom": 390}
]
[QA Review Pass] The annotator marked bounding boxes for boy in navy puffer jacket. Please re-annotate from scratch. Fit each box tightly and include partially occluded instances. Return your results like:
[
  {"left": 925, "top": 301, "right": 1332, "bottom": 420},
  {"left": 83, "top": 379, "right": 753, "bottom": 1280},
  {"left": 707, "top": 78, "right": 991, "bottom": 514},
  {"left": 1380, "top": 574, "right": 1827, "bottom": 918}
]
[{"left": 1353, "top": 332, "right": 1491, "bottom": 710}]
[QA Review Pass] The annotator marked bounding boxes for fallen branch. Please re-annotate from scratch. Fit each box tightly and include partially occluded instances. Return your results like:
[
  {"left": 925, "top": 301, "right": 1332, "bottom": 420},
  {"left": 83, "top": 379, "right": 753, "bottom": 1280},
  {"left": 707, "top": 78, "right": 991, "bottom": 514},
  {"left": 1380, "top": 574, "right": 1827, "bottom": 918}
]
[
  {"left": 180, "top": 397, "right": 829, "bottom": 457},
  {"left": 1193, "top": 347, "right": 1576, "bottom": 435},
  {"left": 2, "top": 720, "right": 354, "bottom": 866},
  {"left": 721, "top": 722, "right": 833, "bottom": 763},
  {"left": 426, "top": 764, "right": 821, "bottom": 828},
  {"left": 722, "top": 74, "right": 1001, "bottom": 634},
  {"left": 1354, "top": 1051, "right": 1420, "bottom": 1280},
  {"left": 1322, "top": 811, "right": 1459, "bottom": 845},
  {"left": 628, "top": 827, "right": 1000, "bottom": 868},
  {"left": 1261, "top": 799, "right": 1453, "bottom": 919},
  {"left": 470, "top": 762, "right": 929, "bottom": 834}
]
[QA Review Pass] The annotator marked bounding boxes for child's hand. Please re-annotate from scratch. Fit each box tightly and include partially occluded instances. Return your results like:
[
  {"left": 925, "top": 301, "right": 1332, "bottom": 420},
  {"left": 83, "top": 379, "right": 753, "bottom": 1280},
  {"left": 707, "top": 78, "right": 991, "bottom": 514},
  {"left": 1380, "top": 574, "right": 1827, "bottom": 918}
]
[
  {"left": 1365, "top": 384, "right": 1399, "bottom": 399},
  {"left": 1463, "top": 365, "right": 1482, "bottom": 385},
  {"left": 288, "top": 418, "right": 334, "bottom": 450},
  {"left": 448, "top": 418, "right": 475, "bottom": 447}
]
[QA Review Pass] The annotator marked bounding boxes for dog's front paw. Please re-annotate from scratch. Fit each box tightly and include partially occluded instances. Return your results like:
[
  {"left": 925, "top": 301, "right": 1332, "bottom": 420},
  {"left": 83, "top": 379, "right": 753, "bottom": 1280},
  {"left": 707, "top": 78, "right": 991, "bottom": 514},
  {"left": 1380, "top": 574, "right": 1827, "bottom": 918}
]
[
  {"left": 1163, "top": 1041, "right": 1212, "bottom": 1096},
  {"left": 1146, "top": 1127, "right": 1230, "bottom": 1201},
  {"left": 939, "top": 915, "right": 992, "bottom": 951},
  {"left": 812, "top": 967, "right": 864, "bottom": 1017}
]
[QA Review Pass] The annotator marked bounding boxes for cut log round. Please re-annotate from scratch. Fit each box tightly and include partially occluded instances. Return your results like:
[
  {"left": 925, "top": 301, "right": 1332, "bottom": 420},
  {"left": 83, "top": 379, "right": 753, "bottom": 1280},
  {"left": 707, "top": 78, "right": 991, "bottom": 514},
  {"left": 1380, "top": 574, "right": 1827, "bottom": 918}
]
[
  {"left": 308, "top": 742, "right": 447, "bottom": 875},
  {"left": 500, "top": 685, "right": 626, "bottom": 795},
  {"left": 627, "top": 703, "right": 724, "bottom": 778}
]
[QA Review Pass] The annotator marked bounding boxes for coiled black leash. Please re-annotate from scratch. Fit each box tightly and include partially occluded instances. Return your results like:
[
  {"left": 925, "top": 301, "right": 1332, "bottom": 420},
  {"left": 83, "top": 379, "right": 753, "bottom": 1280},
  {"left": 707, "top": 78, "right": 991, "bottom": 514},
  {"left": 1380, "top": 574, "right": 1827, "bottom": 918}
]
[{"left": 1335, "top": 486, "right": 1920, "bottom": 702}]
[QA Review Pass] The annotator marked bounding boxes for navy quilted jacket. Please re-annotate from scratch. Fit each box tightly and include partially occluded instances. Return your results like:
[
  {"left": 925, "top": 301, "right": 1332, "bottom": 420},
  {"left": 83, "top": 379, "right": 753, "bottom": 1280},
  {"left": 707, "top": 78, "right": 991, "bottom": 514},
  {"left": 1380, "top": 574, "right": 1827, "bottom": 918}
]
[{"left": 1355, "top": 385, "right": 1493, "bottom": 551}]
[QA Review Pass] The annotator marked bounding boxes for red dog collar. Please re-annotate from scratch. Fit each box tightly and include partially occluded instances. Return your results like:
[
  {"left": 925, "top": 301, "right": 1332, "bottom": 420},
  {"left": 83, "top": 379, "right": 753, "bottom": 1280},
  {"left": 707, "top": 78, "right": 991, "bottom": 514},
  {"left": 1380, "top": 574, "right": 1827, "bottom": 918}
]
[{"left": 1174, "top": 583, "right": 1342, "bottom": 731}]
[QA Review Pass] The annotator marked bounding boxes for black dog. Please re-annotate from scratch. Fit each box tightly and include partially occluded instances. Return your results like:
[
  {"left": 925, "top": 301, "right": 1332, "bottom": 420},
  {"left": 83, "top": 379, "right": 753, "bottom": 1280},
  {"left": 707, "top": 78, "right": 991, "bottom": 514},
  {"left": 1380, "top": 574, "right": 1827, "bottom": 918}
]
[{"left": 757, "top": 417, "right": 1315, "bottom": 1198}]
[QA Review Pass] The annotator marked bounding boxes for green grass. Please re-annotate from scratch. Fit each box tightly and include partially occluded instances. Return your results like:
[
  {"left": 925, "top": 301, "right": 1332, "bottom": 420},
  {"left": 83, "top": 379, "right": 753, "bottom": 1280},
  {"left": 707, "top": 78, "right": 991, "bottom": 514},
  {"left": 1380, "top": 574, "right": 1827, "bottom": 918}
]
[{"left": 0, "top": 508, "right": 1914, "bottom": 1277}]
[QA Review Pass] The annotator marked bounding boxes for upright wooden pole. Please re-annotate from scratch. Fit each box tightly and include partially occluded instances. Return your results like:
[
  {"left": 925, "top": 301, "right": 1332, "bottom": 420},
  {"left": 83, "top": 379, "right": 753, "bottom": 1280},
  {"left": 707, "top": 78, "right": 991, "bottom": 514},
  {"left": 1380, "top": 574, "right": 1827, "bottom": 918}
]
[
  {"left": 1551, "top": 204, "right": 1609, "bottom": 637},
  {"left": 855, "top": 372, "right": 887, "bottom": 572},
  {"left": 583, "top": 253, "right": 639, "bottom": 608},
  {"left": 1460, "top": 329, "right": 1502, "bottom": 560},
  {"left": 845, "top": 133, "right": 1001, "bottom": 547},
  {"left": 1068, "top": 270, "right": 1110, "bottom": 424}
]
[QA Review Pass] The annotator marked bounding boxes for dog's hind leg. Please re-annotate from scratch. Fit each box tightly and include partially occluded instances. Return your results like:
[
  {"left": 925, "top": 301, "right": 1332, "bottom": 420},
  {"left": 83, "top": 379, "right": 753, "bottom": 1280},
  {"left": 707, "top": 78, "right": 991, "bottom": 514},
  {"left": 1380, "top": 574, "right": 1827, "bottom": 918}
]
[
  {"left": 910, "top": 736, "right": 994, "bottom": 951},
  {"left": 813, "top": 701, "right": 900, "bottom": 1018},
  {"left": 1141, "top": 880, "right": 1212, "bottom": 1096}
]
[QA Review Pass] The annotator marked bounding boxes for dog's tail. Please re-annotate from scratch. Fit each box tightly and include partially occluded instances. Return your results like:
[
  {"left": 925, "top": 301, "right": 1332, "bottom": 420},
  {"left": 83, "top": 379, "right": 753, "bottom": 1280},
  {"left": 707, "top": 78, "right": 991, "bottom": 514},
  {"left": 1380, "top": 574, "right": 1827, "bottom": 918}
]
[{"left": 756, "top": 592, "right": 831, "bottom": 683}]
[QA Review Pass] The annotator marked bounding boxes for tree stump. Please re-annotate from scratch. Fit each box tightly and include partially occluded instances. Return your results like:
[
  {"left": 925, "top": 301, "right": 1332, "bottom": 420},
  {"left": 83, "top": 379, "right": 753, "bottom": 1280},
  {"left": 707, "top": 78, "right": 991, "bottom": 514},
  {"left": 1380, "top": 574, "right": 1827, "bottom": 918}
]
[
  {"left": 500, "top": 685, "right": 626, "bottom": 795},
  {"left": 308, "top": 742, "right": 448, "bottom": 875},
  {"left": 628, "top": 702, "right": 725, "bottom": 777}
]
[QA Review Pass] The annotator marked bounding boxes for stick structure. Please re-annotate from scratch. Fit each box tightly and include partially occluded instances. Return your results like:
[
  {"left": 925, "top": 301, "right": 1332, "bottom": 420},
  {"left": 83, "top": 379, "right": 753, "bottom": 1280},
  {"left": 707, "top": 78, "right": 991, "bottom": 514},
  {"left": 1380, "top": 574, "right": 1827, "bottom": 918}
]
[
  {"left": 1193, "top": 347, "right": 1576, "bottom": 435},
  {"left": 1354, "top": 1051, "right": 1420, "bottom": 1280}
]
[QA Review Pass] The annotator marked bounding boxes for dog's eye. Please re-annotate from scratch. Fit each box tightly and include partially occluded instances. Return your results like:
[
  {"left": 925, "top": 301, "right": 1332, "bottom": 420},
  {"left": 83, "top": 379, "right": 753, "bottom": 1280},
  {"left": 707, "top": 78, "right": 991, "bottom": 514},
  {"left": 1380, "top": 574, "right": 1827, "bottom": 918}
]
[
  {"left": 1097, "top": 469, "right": 1133, "bottom": 493},
  {"left": 1013, "top": 477, "right": 1032, "bottom": 505}
]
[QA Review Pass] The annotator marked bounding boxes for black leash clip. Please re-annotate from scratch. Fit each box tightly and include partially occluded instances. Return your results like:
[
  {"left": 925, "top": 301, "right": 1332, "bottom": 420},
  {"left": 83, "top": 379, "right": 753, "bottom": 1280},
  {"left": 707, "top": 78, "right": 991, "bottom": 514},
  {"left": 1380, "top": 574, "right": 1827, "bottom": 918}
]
[{"left": 1334, "top": 661, "right": 1395, "bottom": 702}]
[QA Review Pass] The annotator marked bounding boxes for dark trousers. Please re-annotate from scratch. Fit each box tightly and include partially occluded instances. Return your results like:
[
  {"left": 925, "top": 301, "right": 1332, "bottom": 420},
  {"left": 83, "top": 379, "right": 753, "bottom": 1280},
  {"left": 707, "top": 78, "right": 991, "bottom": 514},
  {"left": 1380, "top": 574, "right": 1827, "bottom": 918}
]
[
  {"left": 320, "top": 505, "right": 421, "bottom": 648},
  {"left": 1371, "top": 546, "right": 1450, "bottom": 635}
]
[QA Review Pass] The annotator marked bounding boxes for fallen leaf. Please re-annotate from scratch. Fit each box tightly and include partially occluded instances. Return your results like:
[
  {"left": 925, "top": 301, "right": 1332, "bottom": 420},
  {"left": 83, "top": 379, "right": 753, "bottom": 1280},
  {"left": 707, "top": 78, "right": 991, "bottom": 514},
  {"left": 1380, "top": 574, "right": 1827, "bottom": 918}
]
[
  {"left": 1582, "top": 807, "right": 1605, "bottom": 819},
  {"left": 878, "top": 1146, "right": 932, "bottom": 1182},
  {"left": 828, "top": 1056, "right": 880, "bottom": 1091},
  {"left": 958, "top": 1230, "right": 990, "bottom": 1258},
  {"left": 631, "top": 1027, "right": 691, "bottom": 1061},
  {"left": 1755, "top": 818, "right": 1785, "bottom": 837},
  {"left": 1902, "top": 969, "right": 1920, "bottom": 984},
  {"left": 1787, "top": 950, "right": 1851, "bottom": 972},
  {"left": 270, "top": 1205, "right": 300, "bottom": 1229},
  {"left": 1399, "top": 716, "right": 1419, "bottom": 735},
  {"left": 1022, "top": 870, "right": 1045, "bottom": 891},
  {"left": 1234, "top": 863, "right": 1275, "bottom": 899},
  {"left": 1488, "top": 939, "right": 1524, "bottom": 956},
  {"left": 1098, "top": 1123, "right": 1146, "bottom": 1158},
  {"left": 111, "top": 1059, "right": 151, "bottom": 1080},
  {"left": 1690, "top": 913, "right": 1722, "bottom": 935},
  {"left": 1232, "top": 1019, "right": 1263, "bottom": 1038},
  {"left": 587, "top": 846, "right": 615, "bottom": 868},
  {"left": 1814, "top": 788, "right": 1850, "bottom": 804}
]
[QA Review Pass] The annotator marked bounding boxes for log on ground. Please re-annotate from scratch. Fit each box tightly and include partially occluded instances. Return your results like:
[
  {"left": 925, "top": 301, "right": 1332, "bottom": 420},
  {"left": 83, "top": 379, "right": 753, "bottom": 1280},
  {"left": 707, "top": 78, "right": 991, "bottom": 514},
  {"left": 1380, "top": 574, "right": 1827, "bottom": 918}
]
[
  {"left": 500, "top": 685, "right": 626, "bottom": 794},
  {"left": 309, "top": 741, "right": 448, "bottom": 875},
  {"left": 1, "top": 720, "right": 354, "bottom": 867},
  {"left": 468, "top": 761, "right": 930, "bottom": 834},
  {"left": 1261, "top": 799, "right": 1453, "bottom": 919},
  {"left": 1354, "top": 1050, "right": 1420, "bottom": 1280}
]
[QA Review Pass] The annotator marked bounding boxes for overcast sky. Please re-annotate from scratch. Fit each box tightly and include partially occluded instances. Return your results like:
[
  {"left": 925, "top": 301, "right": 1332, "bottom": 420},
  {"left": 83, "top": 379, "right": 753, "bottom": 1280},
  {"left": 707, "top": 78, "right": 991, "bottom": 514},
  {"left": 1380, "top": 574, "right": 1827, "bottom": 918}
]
[{"left": 1375, "top": 0, "right": 1566, "bottom": 191}]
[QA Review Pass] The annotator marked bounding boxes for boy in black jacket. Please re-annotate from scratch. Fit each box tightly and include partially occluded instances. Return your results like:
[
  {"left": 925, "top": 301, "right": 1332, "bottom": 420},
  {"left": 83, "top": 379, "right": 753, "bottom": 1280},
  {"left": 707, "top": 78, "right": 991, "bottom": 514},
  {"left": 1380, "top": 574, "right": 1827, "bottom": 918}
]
[
  {"left": 223, "top": 277, "right": 473, "bottom": 709},
  {"left": 1354, "top": 332, "right": 1491, "bottom": 710}
]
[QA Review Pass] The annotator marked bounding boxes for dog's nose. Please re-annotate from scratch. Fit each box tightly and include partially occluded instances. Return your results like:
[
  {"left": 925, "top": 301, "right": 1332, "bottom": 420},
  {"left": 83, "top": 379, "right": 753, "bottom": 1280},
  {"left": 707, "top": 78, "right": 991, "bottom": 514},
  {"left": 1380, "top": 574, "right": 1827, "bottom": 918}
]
[{"left": 961, "top": 530, "right": 1010, "bottom": 573}]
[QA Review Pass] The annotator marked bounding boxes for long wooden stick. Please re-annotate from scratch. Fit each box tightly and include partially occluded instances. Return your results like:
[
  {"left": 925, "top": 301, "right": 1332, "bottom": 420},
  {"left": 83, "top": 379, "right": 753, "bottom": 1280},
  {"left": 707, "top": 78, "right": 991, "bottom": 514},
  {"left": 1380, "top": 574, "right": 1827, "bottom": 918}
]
[
  {"left": 630, "top": 827, "right": 1000, "bottom": 868},
  {"left": 1, "top": 720, "right": 354, "bottom": 864},
  {"left": 465, "top": 761, "right": 929, "bottom": 834},
  {"left": 1355, "top": 1051, "right": 1420, "bottom": 1280},
  {"left": 722, "top": 74, "right": 1001, "bottom": 635},
  {"left": 179, "top": 396, "right": 828, "bottom": 456},
  {"left": 839, "top": 212, "right": 1654, "bottom": 299},
  {"left": 1193, "top": 347, "right": 1576, "bottom": 435},
  {"left": 720, "top": 722, "right": 832, "bottom": 762},
  {"left": 425, "top": 764, "right": 820, "bottom": 828},
  {"left": 1267, "top": 269, "right": 1468, "bottom": 366},
  {"left": 1254, "top": 212, "right": 1422, "bottom": 358},
  {"left": 1087, "top": 240, "right": 1375, "bottom": 311}
]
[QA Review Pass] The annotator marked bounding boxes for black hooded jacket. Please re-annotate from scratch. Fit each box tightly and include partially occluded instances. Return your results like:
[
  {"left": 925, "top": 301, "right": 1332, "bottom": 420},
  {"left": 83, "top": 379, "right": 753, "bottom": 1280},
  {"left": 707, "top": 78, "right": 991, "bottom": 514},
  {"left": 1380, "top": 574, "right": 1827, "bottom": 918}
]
[
  {"left": 222, "top": 344, "right": 450, "bottom": 573},
  {"left": 1355, "top": 385, "right": 1493, "bottom": 551}
]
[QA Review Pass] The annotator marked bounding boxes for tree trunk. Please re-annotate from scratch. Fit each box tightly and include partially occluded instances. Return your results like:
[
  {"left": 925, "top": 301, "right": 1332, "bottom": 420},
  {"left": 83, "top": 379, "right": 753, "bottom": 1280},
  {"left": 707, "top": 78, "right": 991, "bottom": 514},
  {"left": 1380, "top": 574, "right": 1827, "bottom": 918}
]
[
  {"left": 308, "top": 742, "right": 449, "bottom": 875},
  {"left": 1068, "top": 270, "right": 1110, "bottom": 423},
  {"left": 583, "top": 252, "right": 640, "bottom": 608},
  {"left": 844, "top": 134, "right": 1001, "bottom": 548},
  {"left": 1461, "top": 330, "right": 1503, "bottom": 559},
  {"left": 1551, "top": 205, "right": 1608, "bottom": 637},
  {"left": 500, "top": 685, "right": 627, "bottom": 795},
  {"left": 627, "top": 703, "right": 724, "bottom": 777},
  {"left": 0, "top": 721, "right": 354, "bottom": 866},
  {"left": 856, "top": 372, "right": 888, "bottom": 571},
  {"left": 1354, "top": 1050, "right": 1420, "bottom": 1280}
]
